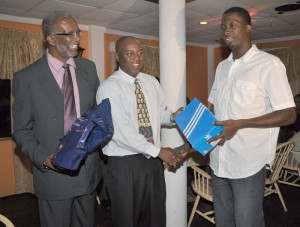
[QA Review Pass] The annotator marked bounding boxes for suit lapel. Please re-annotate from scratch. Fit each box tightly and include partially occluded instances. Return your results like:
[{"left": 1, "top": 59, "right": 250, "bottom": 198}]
[{"left": 37, "top": 56, "right": 64, "bottom": 114}]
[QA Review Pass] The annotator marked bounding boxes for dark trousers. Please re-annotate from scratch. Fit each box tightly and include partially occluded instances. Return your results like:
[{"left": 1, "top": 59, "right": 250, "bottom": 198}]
[
  {"left": 211, "top": 167, "right": 266, "bottom": 227},
  {"left": 104, "top": 155, "right": 166, "bottom": 227},
  {"left": 38, "top": 192, "right": 95, "bottom": 227}
]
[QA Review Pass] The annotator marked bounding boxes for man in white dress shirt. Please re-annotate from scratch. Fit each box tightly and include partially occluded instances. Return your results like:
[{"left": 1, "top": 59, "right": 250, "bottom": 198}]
[
  {"left": 96, "top": 36, "right": 184, "bottom": 227},
  {"left": 208, "top": 7, "right": 296, "bottom": 227}
]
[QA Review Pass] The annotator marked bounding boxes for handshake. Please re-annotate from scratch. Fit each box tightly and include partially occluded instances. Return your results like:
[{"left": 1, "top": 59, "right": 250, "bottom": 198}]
[{"left": 158, "top": 143, "right": 192, "bottom": 170}]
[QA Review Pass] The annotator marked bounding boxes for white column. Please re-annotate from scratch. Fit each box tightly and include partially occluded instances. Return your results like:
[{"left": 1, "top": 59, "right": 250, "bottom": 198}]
[
  {"left": 207, "top": 45, "right": 215, "bottom": 94},
  {"left": 88, "top": 25, "right": 105, "bottom": 83},
  {"left": 159, "top": 1, "right": 187, "bottom": 227}
]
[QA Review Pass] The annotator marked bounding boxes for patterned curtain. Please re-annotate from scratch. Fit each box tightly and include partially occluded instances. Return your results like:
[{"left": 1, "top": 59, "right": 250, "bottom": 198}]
[
  {"left": 267, "top": 47, "right": 300, "bottom": 96},
  {"left": 142, "top": 45, "right": 160, "bottom": 78},
  {"left": 0, "top": 27, "right": 45, "bottom": 79},
  {"left": 0, "top": 27, "right": 45, "bottom": 194}
]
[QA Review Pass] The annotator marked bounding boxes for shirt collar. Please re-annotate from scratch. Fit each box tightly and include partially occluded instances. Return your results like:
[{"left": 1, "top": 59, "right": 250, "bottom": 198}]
[
  {"left": 118, "top": 67, "right": 141, "bottom": 84},
  {"left": 47, "top": 49, "right": 76, "bottom": 71},
  {"left": 222, "top": 44, "right": 258, "bottom": 65}
]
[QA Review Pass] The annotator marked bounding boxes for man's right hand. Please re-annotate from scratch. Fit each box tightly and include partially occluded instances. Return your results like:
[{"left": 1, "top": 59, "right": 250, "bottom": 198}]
[
  {"left": 44, "top": 155, "right": 60, "bottom": 171},
  {"left": 157, "top": 147, "right": 182, "bottom": 168}
]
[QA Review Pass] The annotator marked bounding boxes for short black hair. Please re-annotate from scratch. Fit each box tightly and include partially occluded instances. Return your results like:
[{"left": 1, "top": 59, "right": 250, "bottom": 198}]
[{"left": 223, "top": 7, "right": 251, "bottom": 25}]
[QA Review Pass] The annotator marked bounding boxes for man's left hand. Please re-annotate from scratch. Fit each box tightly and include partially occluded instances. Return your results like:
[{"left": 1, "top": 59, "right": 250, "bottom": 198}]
[{"left": 208, "top": 119, "right": 242, "bottom": 146}]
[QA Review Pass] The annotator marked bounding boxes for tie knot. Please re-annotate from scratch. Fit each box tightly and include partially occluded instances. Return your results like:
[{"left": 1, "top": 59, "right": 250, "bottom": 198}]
[
  {"left": 62, "top": 63, "right": 69, "bottom": 70},
  {"left": 135, "top": 79, "right": 142, "bottom": 94}
]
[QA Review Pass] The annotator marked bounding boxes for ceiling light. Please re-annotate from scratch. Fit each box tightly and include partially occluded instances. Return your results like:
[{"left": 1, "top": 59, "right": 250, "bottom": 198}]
[{"left": 199, "top": 21, "right": 208, "bottom": 25}]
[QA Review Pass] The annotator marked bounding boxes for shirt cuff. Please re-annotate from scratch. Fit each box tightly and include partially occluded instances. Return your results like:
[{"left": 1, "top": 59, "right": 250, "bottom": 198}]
[{"left": 145, "top": 145, "right": 160, "bottom": 158}]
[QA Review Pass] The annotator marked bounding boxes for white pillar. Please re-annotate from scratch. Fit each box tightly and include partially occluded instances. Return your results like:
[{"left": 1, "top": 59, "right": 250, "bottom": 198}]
[
  {"left": 88, "top": 25, "right": 105, "bottom": 83},
  {"left": 207, "top": 45, "right": 215, "bottom": 94},
  {"left": 159, "top": 1, "right": 187, "bottom": 227}
]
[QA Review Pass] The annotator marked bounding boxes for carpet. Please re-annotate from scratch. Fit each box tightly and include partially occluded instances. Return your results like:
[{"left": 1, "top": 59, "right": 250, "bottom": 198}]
[{"left": 1, "top": 179, "right": 300, "bottom": 227}]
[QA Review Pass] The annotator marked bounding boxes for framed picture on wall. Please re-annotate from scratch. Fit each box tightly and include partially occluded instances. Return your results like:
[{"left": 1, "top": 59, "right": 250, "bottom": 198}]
[{"left": 0, "top": 79, "right": 11, "bottom": 138}]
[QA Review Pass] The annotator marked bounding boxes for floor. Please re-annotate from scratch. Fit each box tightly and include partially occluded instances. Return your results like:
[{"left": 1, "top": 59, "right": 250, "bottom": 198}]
[{"left": 1, "top": 169, "right": 300, "bottom": 227}]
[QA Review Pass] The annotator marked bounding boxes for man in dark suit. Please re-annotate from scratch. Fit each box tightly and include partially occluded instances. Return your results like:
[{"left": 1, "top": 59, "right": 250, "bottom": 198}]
[{"left": 12, "top": 11, "right": 101, "bottom": 227}]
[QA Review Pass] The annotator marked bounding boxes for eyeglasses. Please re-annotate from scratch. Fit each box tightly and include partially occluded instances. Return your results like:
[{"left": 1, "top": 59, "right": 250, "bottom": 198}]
[{"left": 52, "top": 30, "right": 82, "bottom": 38}]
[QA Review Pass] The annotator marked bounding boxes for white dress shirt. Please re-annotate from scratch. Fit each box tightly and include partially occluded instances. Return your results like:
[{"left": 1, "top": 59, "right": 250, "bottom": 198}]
[
  {"left": 96, "top": 68, "right": 173, "bottom": 157},
  {"left": 208, "top": 45, "right": 295, "bottom": 178}
]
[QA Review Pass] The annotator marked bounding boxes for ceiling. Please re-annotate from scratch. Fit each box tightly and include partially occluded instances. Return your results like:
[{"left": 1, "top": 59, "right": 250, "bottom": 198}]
[{"left": 1, "top": 0, "right": 300, "bottom": 45}]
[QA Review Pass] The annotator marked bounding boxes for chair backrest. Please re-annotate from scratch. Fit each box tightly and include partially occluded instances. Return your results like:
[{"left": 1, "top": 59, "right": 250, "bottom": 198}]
[
  {"left": 268, "top": 141, "right": 295, "bottom": 183},
  {"left": 0, "top": 214, "right": 14, "bottom": 227},
  {"left": 191, "top": 165, "right": 213, "bottom": 202},
  {"left": 284, "top": 150, "right": 300, "bottom": 170}
]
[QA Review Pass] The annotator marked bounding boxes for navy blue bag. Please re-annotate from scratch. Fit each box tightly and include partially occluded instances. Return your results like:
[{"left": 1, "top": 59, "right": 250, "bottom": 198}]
[{"left": 51, "top": 98, "right": 113, "bottom": 170}]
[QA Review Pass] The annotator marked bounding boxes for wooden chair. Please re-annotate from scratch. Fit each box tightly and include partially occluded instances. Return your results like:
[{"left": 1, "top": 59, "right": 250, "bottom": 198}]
[
  {"left": 264, "top": 141, "right": 294, "bottom": 212},
  {"left": 279, "top": 141, "right": 300, "bottom": 187},
  {"left": 0, "top": 214, "right": 14, "bottom": 227},
  {"left": 188, "top": 165, "right": 214, "bottom": 227}
]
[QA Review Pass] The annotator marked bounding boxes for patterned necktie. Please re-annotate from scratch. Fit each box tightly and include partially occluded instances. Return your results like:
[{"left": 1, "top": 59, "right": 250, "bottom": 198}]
[
  {"left": 62, "top": 63, "right": 77, "bottom": 134},
  {"left": 135, "top": 78, "right": 154, "bottom": 143}
]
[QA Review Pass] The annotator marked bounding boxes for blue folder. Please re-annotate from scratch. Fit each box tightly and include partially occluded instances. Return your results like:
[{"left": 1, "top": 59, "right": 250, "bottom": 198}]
[{"left": 175, "top": 98, "right": 223, "bottom": 155}]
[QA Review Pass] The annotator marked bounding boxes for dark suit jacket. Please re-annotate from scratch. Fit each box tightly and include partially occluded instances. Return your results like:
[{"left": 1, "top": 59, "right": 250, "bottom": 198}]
[{"left": 12, "top": 55, "right": 101, "bottom": 200}]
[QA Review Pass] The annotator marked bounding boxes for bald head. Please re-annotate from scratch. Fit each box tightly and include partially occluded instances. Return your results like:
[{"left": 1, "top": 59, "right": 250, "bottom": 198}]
[
  {"left": 115, "top": 36, "right": 141, "bottom": 54},
  {"left": 114, "top": 36, "right": 144, "bottom": 77}
]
